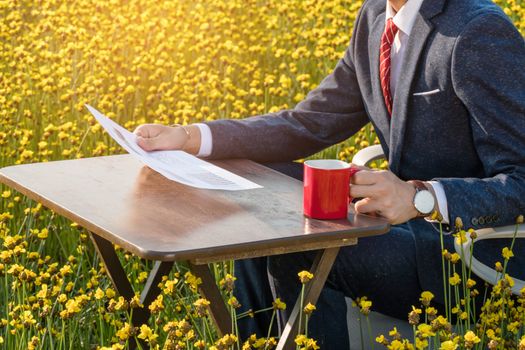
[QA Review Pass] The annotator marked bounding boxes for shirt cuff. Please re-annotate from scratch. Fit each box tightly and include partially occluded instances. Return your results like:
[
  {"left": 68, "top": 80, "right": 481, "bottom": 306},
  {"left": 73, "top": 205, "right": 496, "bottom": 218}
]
[
  {"left": 194, "top": 123, "right": 212, "bottom": 158},
  {"left": 426, "top": 181, "right": 450, "bottom": 224}
]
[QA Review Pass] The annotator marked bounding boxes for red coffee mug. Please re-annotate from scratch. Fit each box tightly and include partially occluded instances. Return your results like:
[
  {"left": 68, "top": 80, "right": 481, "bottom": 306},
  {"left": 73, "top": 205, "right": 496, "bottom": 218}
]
[{"left": 303, "top": 160, "right": 359, "bottom": 220}]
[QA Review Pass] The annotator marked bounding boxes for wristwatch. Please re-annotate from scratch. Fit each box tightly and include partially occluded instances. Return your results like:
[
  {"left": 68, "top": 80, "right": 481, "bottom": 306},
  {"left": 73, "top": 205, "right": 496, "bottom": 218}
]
[{"left": 410, "top": 180, "right": 436, "bottom": 217}]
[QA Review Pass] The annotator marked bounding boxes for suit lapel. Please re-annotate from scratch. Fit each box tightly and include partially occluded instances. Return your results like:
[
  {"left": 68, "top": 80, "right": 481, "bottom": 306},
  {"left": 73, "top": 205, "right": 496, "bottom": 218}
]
[
  {"left": 369, "top": 12, "right": 391, "bottom": 146},
  {"left": 387, "top": 0, "right": 447, "bottom": 174}
]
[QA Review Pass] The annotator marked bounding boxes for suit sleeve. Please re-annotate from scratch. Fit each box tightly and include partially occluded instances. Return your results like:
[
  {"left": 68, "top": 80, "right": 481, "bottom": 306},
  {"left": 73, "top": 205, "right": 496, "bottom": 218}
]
[
  {"left": 435, "top": 12, "right": 525, "bottom": 229},
  {"left": 203, "top": 12, "right": 369, "bottom": 162}
]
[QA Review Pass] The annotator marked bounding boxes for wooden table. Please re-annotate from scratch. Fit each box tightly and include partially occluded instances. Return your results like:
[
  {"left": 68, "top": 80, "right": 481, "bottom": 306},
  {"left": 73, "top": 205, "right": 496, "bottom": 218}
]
[{"left": 0, "top": 154, "right": 389, "bottom": 349}]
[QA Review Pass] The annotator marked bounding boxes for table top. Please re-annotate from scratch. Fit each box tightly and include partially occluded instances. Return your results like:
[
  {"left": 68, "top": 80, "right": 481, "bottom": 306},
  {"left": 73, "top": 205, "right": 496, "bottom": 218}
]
[{"left": 0, "top": 155, "right": 389, "bottom": 262}]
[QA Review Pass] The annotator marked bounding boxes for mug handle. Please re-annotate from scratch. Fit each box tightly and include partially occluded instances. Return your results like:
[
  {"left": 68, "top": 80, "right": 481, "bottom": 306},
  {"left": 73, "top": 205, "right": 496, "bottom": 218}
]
[{"left": 348, "top": 167, "right": 361, "bottom": 202}]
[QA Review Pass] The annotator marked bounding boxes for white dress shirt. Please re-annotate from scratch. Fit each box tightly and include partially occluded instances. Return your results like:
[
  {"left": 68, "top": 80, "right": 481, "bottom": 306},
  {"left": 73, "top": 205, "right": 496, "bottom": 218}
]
[{"left": 195, "top": 0, "right": 450, "bottom": 223}]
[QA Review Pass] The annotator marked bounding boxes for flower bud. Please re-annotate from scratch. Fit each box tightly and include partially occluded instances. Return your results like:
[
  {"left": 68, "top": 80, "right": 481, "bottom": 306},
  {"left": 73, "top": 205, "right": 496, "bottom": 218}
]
[{"left": 455, "top": 217, "right": 463, "bottom": 230}]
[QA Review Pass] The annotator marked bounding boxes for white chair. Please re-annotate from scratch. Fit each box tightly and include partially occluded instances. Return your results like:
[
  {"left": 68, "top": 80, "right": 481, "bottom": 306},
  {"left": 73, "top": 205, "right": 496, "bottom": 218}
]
[{"left": 351, "top": 145, "right": 525, "bottom": 295}]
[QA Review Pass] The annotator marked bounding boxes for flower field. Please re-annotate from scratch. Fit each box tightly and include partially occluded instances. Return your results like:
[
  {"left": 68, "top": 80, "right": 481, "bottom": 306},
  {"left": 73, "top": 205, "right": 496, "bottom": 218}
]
[{"left": 1, "top": 0, "right": 524, "bottom": 349}]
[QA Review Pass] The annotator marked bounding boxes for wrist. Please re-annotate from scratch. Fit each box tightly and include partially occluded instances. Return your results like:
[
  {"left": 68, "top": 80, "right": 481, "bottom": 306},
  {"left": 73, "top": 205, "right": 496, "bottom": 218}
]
[{"left": 181, "top": 125, "right": 201, "bottom": 155}]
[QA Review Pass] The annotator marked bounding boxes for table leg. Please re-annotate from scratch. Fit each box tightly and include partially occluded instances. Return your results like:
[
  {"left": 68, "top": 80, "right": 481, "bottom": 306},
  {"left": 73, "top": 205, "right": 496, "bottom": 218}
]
[
  {"left": 89, "top": 233, "right": 174, "bottom": 345},
  {"left": 90, "top": 233, "right": 136, "bottom": 300},
  {"left": 135, "top": 260, "right": 175, "bottom": 325},
  {"left": 276, "top": 247, "right": 341, "bottom": 350},
  {"left": 188, "top": 262, "right": 233, "bottom": 336}
]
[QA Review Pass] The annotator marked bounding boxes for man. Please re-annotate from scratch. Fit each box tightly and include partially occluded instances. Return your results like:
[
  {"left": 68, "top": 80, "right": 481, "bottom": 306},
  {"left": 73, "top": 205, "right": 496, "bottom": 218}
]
[{"left": 135, "top": 0, "right": 525, "bottom": 347}]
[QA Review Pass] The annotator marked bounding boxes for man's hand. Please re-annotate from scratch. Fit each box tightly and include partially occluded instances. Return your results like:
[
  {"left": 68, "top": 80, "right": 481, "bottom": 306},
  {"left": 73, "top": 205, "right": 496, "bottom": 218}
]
[
  {"left": 133, "top": 124, "right": 201, "bottom": 154},
  {"left": 349, "top": 167, "right": 419, "bottom": 225}
]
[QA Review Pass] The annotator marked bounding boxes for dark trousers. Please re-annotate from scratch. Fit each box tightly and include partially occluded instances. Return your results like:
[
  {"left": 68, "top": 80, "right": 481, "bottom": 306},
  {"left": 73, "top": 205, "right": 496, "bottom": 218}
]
[{"left": 234, "top": 162, "right": 524, "bottom": 349}]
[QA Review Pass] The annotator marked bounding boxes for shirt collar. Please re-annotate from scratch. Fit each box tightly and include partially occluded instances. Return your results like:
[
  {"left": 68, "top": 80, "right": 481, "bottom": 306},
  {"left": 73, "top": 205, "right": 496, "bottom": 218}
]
[{"left": 385, "top": 0, "right": 424, "bottom": 36}]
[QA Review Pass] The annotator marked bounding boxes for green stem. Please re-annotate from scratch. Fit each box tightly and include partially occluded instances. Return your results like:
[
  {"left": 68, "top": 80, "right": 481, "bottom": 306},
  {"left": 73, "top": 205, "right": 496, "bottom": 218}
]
[
  {"left": 439, "top": 223, "right": 449, "bottom": 320},
  {"left": 265, "top": 310, "right": 277, "bottom": 349},
  {"left": 366, "top": 316, "right": 374, "bottom": 350}
]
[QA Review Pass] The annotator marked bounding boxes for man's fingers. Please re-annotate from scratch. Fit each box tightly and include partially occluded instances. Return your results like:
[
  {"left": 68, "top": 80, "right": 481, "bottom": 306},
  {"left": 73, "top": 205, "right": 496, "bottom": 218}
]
[
  {"left": 349, "top": 184, "right": 379, "bottom": 199},
  {"left": 136, "top": 136, "right": 162, "bottom": 151},
  {"left": 133, "top": 124, "right": 163, "bottom": 138},
  {"left": 351, "top": 170, "right": 376, "bottom": 185},
  {"left": 354, "top": 198, "right": 380, "bottom": 215},
  {"left": 351, "top": 169, "right": 387, "bottom": 185}
]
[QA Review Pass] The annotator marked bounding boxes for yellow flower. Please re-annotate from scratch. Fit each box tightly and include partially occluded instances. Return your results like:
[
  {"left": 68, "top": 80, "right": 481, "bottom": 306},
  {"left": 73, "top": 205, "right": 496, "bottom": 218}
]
[
  {"left": 464, "top": 331, "right": 480, "bottom": 348},
  {"left": 194, "top": 298, "right": 210, "bottom": 317},
  {"left": 148, "top": 294, "right": 164, "bottom": 314},
  {"left": 115, "top": 296, "right": 128, "bottom": 311},
  {"left": 449, "top": 273, "right": 461, "bottom": 286},
  {"left": 357, "top": 297, "right": 372, "bottom": 315},
  {"left": 136, "top": 271, "right": 148, "bottom": 283},
  {"left": 417, "top": 323, "right": 435, "bottom": 338},
  {"left": 298, "top": 270, "right": 314, "bottom": 283},
  {"left": 303, "top": 303, "right": 316, "bottom": 315},
  {"left": 37, "top": 228, "right": 48, "bottom": 239},
  {"left": 376, "top": 335, "right": 388, "bottom": 345},
  {"left": 36, "top": 284, "right": 48, "bottom": 299},
  {"left": 272, "top": 298, "right": 286, "bottom": 310},
  {"left": 228, "top": 296, "right": 241, "bottom": 309},
  {"left": 408, "top": 305, "right": 421, "bottom": 325},
  {"left": 116, "top": 322, "right": 132, "bottom": 341},
  {"left": 219, "top": 273, "right": 236, "bottom": 292},
  {"left": 137, "top": 324, "right": 158, "bottom": 343},
  {"left": 454, "top": 229, "right": 467, "bottom": 245},
  {"left": 295, "top": 334, "right": 320, "bottom": 349},
  {"left": 130, "top": 294, "right": 143, "bottom": 309},
  {"left": 415, "top": 338, "right": 428, "bottom": 350},
  {"left": 185, "top": 271, "right": 203, "bottom": 291},
  {"left": 449, "top": 253, "right": 461, "bottom": 264},
  {"left": 163, "top": 278, "right": 179, "bottom": 296},
  {"left": 507, "top": 321, "right": 520, "bottom": 333},
  {"left": 57, "top": 294, "right": 67, "bottom": 304},
  {"left": 194, "top": 340, "right": 206, "bottom": 349},
  {"left": 389, "top": 327, "right": 400, "bottom": 339},
  {"left": 94, "top": 288, "right": 105, "bottom": 300},
  {"left": 502, "top": 247, "right": 514, "bottom": 260},
  {"left": 419, "top": 291, "right": 434, "bottom": 306},
  {"left": 215, "top": 334, "right": 238, "bottom": 347},
  {"left": 439, "top": 340, "right": 458, "bottom": 350},
  {"left": 388, "top": 339, "right": 414, "bottom": 350},
  {"left": 105, "top": 288, "right": 116, "bottom": 299}
]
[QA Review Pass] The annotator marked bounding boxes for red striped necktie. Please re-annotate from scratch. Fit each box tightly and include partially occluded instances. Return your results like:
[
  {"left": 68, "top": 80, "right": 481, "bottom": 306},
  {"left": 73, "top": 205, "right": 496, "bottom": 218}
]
[{"left": 380, "top": 18, "right": 399, "bottom": 117}]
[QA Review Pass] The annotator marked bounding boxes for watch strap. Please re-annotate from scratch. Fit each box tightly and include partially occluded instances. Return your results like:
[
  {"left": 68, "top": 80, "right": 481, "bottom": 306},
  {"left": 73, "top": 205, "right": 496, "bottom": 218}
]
[{"left": 411, "top": 180, "right": 428, "bottom": 193}]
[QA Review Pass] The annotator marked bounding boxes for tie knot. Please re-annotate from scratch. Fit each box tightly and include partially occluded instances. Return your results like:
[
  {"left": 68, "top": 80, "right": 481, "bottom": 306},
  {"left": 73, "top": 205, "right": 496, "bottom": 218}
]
[{"left": 384, "top": 18, "right": 399, "bottom": 44}]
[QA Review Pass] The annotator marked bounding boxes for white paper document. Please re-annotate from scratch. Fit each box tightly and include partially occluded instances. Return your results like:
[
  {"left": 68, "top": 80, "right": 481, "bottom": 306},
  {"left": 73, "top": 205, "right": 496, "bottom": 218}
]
[{"left": 86, "top": 105, "right": 262, "bottom": 191}]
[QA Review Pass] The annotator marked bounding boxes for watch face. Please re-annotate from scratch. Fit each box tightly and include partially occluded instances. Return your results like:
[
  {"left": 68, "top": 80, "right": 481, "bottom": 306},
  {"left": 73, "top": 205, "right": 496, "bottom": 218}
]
[{"left": 414, "top": 190, "right": 435, "bottom": 215}]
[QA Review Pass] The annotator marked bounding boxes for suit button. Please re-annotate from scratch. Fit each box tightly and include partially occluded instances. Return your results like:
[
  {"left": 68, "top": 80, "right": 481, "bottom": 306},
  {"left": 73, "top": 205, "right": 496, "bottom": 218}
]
[
  {"left": 485, "top": 216, "right": 492, "bottom": 224},
  {"left": 471, "top": 218, "right": 478, "bottom": 226},
  {"left": 478, "top": 217, "right": 485, "bottom": 225}
]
